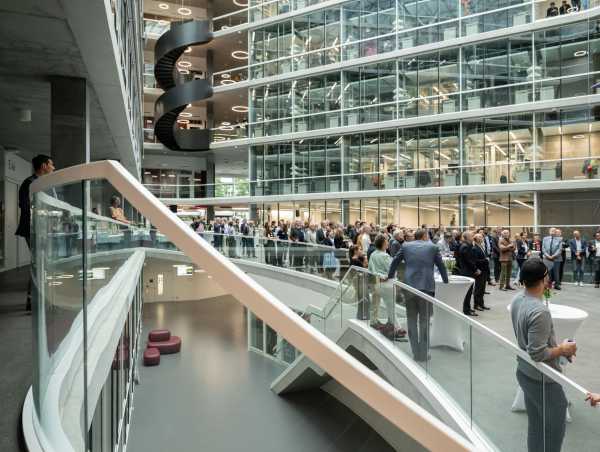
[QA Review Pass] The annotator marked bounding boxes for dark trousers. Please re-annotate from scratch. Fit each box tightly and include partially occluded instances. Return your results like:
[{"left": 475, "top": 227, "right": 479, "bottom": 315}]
[
  {"left": 549, "top": 261, "right": 562, "bottom": 287},
  {"left": 493, "top": 257, "right": 501, "bottom": 282},
  {"left": 516, "top": 370, "right": 567, "bottom": 452},
  {"left": 405, "top": 291, "right": 434, "bottom": 361},
  {"left": 462, "top": 281, "right": 474, "bottom": 314},
  {"left": 473, "top": 273, "right": 486, "bottom": 308},
  {"left": 593, "top": 257, "right": 600, "bottom": 284},
  {"left": 25, "top": 235, "right": 32, "bottom": 311}
]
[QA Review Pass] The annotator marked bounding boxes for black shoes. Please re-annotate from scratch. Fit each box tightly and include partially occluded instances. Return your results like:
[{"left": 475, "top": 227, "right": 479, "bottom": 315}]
[
  {"left": 554, "top": 285, "right": 561, "bottom": 290},
  {"left": 465, "top": 310, "right": 479, "bottom": 316}
]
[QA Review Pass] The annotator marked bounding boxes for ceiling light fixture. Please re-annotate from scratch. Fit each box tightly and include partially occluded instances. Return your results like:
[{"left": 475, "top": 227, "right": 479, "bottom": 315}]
[
  {"left": 158, "top": 2, "right": 169, "bottom": 9},
  {"left": 185, "top": 47, "right": 192, "bottom": 53},
  {"left": 177, "top": 119, "right": 190, "bottom": 124},
  {"left": 221, "top": 73, "right": 231, "bottom": 79},
  {"left": 574, "top": 50, "right": 587, "bottom": 57},
  {"left": 220, "top": 79, "right": 236, "bottom": 85},
  {"left": 180, "top": 112, "right": 193, "bottom": 118},
  {"left": 231, "top": 50, "right": 249, "bottom": 60},
  {"left": 221, "top": 121, "right": 231, "bottom": 125},
  {"left": 233, "top": 0, "right": 249, "bottom": 5},
  {"left": 573, "top": 134, "right": 585, "bottom": 139},
  {"left": 219, "top": 125, "right": 234, "bottom": 131},
  {"left": 144, "top": 171, "right": 151, "bottom": 175},
  {"left": 178, "top": 7, "right": 192, "bottom": 15},
  {"left": 232, "top": 105, "right": 248, "bottom": 113},
  {"left": 178, "top": 69, "right": 190, "bottom": 74},
  {"left": 177, "top": 60, "right": 192, "bottom": 68}
]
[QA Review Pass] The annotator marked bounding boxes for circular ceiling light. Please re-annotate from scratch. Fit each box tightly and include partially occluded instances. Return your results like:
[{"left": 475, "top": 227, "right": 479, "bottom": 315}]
[
  {"left": 574, "top": 50, "right": 587, "bottom": 57},
  {"left": 177, "top": 119, "right": 190, "bottom": 124},
  {"left": 233, "top": 0, "right": 249, "bottom": 6},
  {"left": 177, "top": 60, "right": 192, "bottom": 68},
  {"left": 185, "top": 47, "right": 192, "bottom": 53},
  {"left": 231, "top": 50, "right": 249, "bottom": 60},
  {"left": 180, "top": 112, "right": 193, "bottom": 118},
  {"left": 232, "top": 105, "right": 248, "bottom": 113},
  {"left": 221, "top": 73, "right": 231, "bottom": 79},
  {"left": 221, "top": 121, "right": 231, "bottom": 126},
  {"left": 158, "top": 3, "right": 169, "bottom": 9},
  {"left": 220, "top": 79, "right": 236, "bottom": 85},
  {"left": 178, "top": 69, "right": 190, "bottom": 74},
  {"left": 573, "top": 134, "right": 585, "bottom": 139},
  {"left": 219, "top": 125, "right": 234, "bottom": 131},
  {"left": 178, "top": 7, "right": 192, "bottom": 15}
]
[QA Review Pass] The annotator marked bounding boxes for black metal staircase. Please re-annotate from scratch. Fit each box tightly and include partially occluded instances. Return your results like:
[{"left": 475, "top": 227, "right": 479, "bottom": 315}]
[{"left": 154, "top": 20, "right": 213, "bottom": 151}]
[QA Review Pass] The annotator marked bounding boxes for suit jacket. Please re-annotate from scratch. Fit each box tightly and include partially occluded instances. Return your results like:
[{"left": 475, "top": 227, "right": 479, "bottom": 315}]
[
  {"left": 457, "top": 242, "right": 478, "bottom": 277},
  {"left": 490, "top": 236, "right": 500, "bottom": 259},
  {"left": 569, "top": 239, "right": 587, "bottom": 259},
  {"left": 15, "top": 174, "right": 37, "bottom": 241},
  {"left": 316, "top": 228, "right": 325, "bottom": 245},
  {"left": 542, "top": 236, "right": 562, "bottom": 262},
  {"left": 499, "top": 237, "right": 515, "bottom": 262},
  {"left": 473, "top": 244, "right": 489, "bottom": 272},
  {"left": 388, "top": 240, "right": 449, "bottom": 293}
]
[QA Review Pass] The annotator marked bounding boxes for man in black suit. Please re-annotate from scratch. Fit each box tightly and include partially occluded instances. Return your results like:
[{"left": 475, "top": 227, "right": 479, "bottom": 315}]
[
  {"left": 15, "top": 154, "right": 55, "bottom": 311},
  {"left": 473, "top": 233, "right": 491, "bottom": 311},
  {"left": 547, "top": 1, "right": 559, "bottom": 15},
  {"left": 490, "top": 228, "right": 501, "bottom": 284},
  {"left": 213, "top": 218, "right": 224, "bottom": 251},
  {"left": 457, "top": 231, "right": 480, "bottom": 316}
]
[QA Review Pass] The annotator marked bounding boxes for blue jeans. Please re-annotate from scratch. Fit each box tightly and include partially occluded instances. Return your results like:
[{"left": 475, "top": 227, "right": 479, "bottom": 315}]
[
  {"left": 517, "top": 370, "right": 567, "bottom": 452},
  {"left": 573, "top": 258, "right": 584, "bottom": 283}
]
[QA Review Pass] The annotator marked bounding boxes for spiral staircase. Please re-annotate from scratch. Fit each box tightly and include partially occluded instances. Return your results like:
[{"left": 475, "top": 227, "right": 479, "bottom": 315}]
[{"left": 154, "top": 19, "right": 213, "bottom": 151}]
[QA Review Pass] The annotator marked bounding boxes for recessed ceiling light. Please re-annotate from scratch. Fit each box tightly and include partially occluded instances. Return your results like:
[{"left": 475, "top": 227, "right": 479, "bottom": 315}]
[
  {"left": 221, "top": 121, "right": 231, "bottom": 126},
  {"left": 178, "top": 69, "right": 190, "bottom": 74},
  {"left": 158, "top": 3, "right": 169, "bottom": 9},
  {"left": 220, "top": 79, "right": 236, "bottom": 85},
  {"left": 177, "top": 119, "right": 190, "bottom": 124},
  {"left": 144, "top": 171, "right": 151, "bottom": 175},
  {"left": 178, "top": 7, "right": 192, "bottom": 15},
  {"left": 233, "top": 0, "right": 248, "bottom": 6},
  {"left": 168, "top": 174, "right": 176, "bottom": 178},
  {"left": 574, "top": 50, "right": 587, "bottom": 57},
  {"left": 573, "top": 134, "right": 585, "bottom": 139},
  {"left": 219, "top": 125, "right": 234, "bottom": 131},
  {"left": 185, "top": 47, "right": 192, "bottom": 53},
  {"left": 221, "top": 73, "right": 231, "bottom": 79},
  {"left": 232, "top": 105, "right": 248, "bottom": 112},
  {"left": 177, "top": 60, "right": 192, "bottom": 68},
  {"left": 152, "top": 175, "right": 158, "bottom": 178},
  {"left": 231, "top": 50, "right": 248, "bottom": 60},
  {"left": 180, "top": 112, "right": 193, "bottom": 118}
]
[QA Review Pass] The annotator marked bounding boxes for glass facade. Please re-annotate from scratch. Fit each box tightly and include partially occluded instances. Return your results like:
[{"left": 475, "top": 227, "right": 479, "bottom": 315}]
[
  {"left": 248, "top": 19, "right": 600, "bottom": 138},
  {"left": 249, "top": 106, "right": 600, "bottom": 195}
]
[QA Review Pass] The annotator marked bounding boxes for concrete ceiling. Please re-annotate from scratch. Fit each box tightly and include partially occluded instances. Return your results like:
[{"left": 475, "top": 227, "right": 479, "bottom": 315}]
[{"left": 0, "top": 1, "right": 120, "bottom": 163}]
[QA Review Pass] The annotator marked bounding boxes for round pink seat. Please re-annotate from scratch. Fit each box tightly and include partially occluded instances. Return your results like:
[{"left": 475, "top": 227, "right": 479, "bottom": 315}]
[
  {"left": 148, "top": 336, "right": 181, "bottom": 355},
  {"left": 144, "top": 347, "right": 160, "bottom": 366},
  {"left": 148, "top": 329, "right": 171, "bottom": 342}
]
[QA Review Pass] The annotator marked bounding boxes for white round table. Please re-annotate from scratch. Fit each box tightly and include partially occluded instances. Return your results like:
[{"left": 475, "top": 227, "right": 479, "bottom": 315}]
[
  {"left": 429, "top": 275, "right": 475, "bottom": 352},
  {"left": 508, "top": 303, "right": 588, "bottom": 415}
]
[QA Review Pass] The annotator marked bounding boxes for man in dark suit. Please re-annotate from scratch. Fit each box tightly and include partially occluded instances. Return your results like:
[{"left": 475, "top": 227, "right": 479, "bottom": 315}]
[
  {"left": 490, "top": 229, "right": 501, "bottom": 284},
  {"left": 15, "top": 154, "right": 55, "bottom": 311},
  {"left": 388, "top": 229, "right": 449, "bottom": 362},
  {"left": 473, "top": 234, "right": 490, "bottom": 311},
  {"left": 213, "top": 218, "right": 224, "bottom": 251},
  {"left": 569, "top": 230, "right": 587, "bottom": 286},
  {"left": 457, "top": 231, "right": 479, "bottom": 316}
]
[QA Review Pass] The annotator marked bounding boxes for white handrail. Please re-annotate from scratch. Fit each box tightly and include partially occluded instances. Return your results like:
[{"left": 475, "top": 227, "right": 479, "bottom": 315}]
[{"left": 31, "top": 160, "right": 475, "bottom": 452}]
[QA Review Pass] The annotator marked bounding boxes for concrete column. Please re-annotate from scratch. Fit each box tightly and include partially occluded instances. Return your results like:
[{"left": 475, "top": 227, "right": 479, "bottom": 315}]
[{"left": 50, "top": 76, "right": 90, "bottom": 169}]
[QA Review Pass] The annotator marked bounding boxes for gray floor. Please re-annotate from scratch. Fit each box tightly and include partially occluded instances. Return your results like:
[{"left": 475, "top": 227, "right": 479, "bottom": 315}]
[
  {"left": 0, "top": 266, "right": 32, "bottom": 452},
  {"left": 127, "top": 297, "right": 394, "bottom": 452}
]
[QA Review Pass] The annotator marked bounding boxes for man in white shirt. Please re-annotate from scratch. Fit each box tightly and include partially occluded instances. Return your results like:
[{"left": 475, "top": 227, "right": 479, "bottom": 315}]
[
  {"left": 568, "top": 230, "right": 586, "bottom": 286},
  {"left": 360, "top": 225, "right": 372, "bottom": 253}
]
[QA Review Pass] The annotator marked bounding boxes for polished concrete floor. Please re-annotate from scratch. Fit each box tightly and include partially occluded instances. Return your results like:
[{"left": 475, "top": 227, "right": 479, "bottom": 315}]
[
  {"left": 128, "top": 297, "right": 394, "bottom": 452},
  {"left": 0, "top": 267, "right": 32, "bottom": 452}
]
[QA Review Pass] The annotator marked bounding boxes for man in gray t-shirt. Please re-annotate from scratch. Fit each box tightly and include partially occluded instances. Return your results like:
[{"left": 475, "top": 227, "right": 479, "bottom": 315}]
[{"left": 510, "top": 258, "right": 576, "bottom": 452}]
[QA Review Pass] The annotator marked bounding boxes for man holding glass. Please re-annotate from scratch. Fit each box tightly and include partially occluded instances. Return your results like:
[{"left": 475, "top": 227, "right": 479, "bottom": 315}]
[{"left": 511, "top": 258, "right": 576, "bottom": 452}]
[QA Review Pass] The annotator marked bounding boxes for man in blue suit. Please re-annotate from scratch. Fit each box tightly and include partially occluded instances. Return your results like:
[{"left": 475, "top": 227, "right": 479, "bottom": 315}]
[
  {"left": 542, "top": 228, "right": 563, "bottom": 290},
  {"left": 569, "top": 230, "right": 587, "bottom": 286},
  {"left": 388, "top": 229, "right": 449, "bottom": 361}
]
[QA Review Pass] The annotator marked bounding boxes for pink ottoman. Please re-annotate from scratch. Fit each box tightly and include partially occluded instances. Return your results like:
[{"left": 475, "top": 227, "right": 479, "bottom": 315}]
[
  {"left": 148, "top": 329, "right": 171, "bottom": 342},
  {"left": 148, "top": 336, "right": 181, "bottom": 354},
  {"left": 144, "top": 347, "right": 160, "bottom": 366}
]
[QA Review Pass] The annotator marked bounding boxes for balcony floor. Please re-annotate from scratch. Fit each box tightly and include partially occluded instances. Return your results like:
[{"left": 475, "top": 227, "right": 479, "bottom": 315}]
[{"left": 128, "top": 296, "right": 394, "bottom": 452}]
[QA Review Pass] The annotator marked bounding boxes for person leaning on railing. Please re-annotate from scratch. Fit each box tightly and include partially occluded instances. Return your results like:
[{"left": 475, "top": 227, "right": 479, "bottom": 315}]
[{"left": 511, "top": 258, "right": 577, "bottom": 452}]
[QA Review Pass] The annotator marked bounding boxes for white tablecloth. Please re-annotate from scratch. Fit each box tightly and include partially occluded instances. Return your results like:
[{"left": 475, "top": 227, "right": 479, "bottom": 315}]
[
  {"left": 429, "top": 275, "right": 475, "bottom": 352},
  {"left": 508, "top": 303, "right": 588, "bottom": 413}
]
